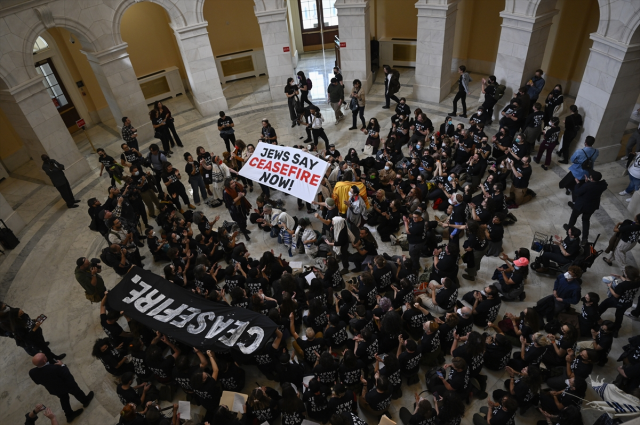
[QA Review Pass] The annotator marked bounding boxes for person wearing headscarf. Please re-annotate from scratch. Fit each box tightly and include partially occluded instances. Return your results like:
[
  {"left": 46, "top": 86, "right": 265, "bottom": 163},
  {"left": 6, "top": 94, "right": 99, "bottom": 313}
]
[{"left": 323, "top": 216, "right": 355, "bottom": 275}]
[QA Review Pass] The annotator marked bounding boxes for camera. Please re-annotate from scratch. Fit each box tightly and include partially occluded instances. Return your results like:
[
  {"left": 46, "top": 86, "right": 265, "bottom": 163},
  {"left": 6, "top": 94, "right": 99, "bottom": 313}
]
[{"left": 90, "top": 258, "right": 102, "bottom": 272}]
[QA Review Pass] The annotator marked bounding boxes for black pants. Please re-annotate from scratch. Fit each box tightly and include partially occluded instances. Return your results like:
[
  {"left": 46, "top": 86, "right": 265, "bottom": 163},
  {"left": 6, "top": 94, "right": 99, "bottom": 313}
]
[
  {"left": 151, "top": 170, "right": 164, "bottom": 195},
  {"left": 131, "top": 197, "right": 148, "bottom": 226},
  {"left": 352, "top": 106, "right": 365, "bottom": 128},
  {"left": 158, "top": 134, "right": 171, "bottom": 153},
  {"left": 54, "top": 382, "right": 90, "bottom": 418},
  {"left": 297, "top": 198, "right": 312, "bottom": 211},
  {"left": 560, "top": 131, "right": 577, "bottom": 159},
  {"left": 567, "top": 208, "right": 594, "bottom": 242},
  {"left": 221, "top": 134, "right": 236, "bottom": 153},
  {"left": 169, "top": 183, "right": 190, "bottom": 209},
  {"left": 166, "top": 120, "right": 182, "bottom": 146},
  {"left": 482, "top": 98, "right": 498, "bottom": 122},
  {"left": 55, "top": 182, "right": 76, "bottom": 207},
  {"left": 452, "top": 90, "right": 467, "bottom": 115},
  {"left": 536, "top": 294, "right": 568, "bottom": 321},
  {"left": 312, "top": 128, "right": 329, "bottom": 148},
  {"left": 539, "top": 246, "right": 571, "bottom": 267},
  {"left": 300, "top": 90, "right": 312, "bottom": 107},
  {"left": 305, "top": 126, "right": 313, "bottom": 142},
  {"left": 385, "top": 90, "right": 400, "bottom": 107},
  {"left": 599, "top": 298, "right": 631, "bottom": 331}
]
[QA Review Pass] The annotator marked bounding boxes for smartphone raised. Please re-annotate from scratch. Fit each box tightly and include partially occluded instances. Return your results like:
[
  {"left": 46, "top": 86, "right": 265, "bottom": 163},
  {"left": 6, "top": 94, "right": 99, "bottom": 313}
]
[
  {"left": 436, "top": 371, "right": 443, "bottom": 378},
  {"left": 36, "top": 314, "right": 47, "bottom": 323}
]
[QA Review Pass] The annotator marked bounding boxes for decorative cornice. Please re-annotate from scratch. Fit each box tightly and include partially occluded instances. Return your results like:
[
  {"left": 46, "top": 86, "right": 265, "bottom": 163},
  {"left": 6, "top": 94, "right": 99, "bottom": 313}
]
[
  {"left": 0, "top": 0, "right": 53, "bottom": 18},
  {"left": 82, "top": 43, "right": 130, "bottom": 65},
  {"left": 0, "top": 74, "right": 45, "bottom": 100},
  {"left": 33, "top": 4, "right": 54, "bottom": 29}
]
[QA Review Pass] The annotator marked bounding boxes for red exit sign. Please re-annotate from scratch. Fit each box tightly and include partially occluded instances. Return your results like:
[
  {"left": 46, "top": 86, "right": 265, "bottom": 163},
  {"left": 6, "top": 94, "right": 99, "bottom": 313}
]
[
  {"left": 283, "top": 46, "right": 290, "bottom": 52},
  {"left": 76, "top": 118, "right": 86, "bottom": 128},
  {"left": 340, "top": 42, "right": 346, "bottom": 48}
]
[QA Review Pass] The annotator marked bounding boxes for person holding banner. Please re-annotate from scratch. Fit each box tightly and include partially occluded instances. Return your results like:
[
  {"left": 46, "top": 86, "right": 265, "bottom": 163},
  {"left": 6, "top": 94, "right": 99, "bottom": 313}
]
[{"left": 223, "top": 178, "right": 252, "bottom": 241}]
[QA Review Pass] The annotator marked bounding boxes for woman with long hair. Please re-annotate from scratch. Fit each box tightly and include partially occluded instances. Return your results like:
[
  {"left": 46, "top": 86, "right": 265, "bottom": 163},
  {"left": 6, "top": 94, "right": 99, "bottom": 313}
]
[
  {"left": 349, "top": 79, "right": 366, "bottom": 130},
  {"left": 231, "top": 139, "right": 253, "bottom": 192},
  {"left": 361, "top": 117, "right": 381, "bottom": 152},
  {"left": 345, "top": 147, "right": 360, "bottom": 165},
  {"left": 544, "top": 84, "right": 564, "bottom": 123},
  {"left": 183, "top": 152, "right": 208, "bottom": 205},
  {"left": 9, "top": 308, "right": 64, "bottom": 362},
  {"left": 285, "top": 77, "right": 300, "bottom": 127},
  {"left": 161, "top": 161, "right": 194, "bottom": 212},
  {"left": 297, "top": 71, "right": 312, "bottom": 107},
  {"left": 462, "top": 219, "right": 488, "bottom": 281},
  {"left": 436, "top": 390, "right": 464, "bottom": 425},
  {"left": 149, "top": 109, "right": 171, "bottom": 154},
  {"left": 196, "top": 146, "right": 214, "bottom": 197},
  {"left": 245, "top": 386, "right": 281, "bottom": 424},
  {"left": 399, "top": 397, "right": 437, "bottom": 425},
  {"left": 222, "top": 177, "right": 252, "bottom": 241},
  {"left": 279, "top": 382, "right": 306, "bottom": 425},
  {"left": 154, "top": 100, "right": 183, "bottom": 147},
  {"left": 92, "top": 337, "right": 133, "bottom": 376}
]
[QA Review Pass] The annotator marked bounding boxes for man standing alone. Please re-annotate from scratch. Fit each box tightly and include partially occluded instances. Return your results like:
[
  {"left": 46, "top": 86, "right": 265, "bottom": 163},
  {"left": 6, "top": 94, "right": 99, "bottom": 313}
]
[
  {"left": 525, "top": 69, "right": 545, "bottom": 105},
  {"left": 564, "top": 170, "right": 608, "bottom": 243},
  {"left": 29, "top": 353, "right": 94, "bottom": 422},
  {"left": 558, "top": 105, "right": 583, "bottom": 164},
  {"left": 41, "top": 155, "right": 79, "bottom": 208},
  {"left": 74, "top": 257, "right": 106, "bottom": 303},
  {"left": 450, "top": 65, "right": 471, "bottom": 118},
  {"left": 328, "top": 78, "right": 345, "bottom": 124}
]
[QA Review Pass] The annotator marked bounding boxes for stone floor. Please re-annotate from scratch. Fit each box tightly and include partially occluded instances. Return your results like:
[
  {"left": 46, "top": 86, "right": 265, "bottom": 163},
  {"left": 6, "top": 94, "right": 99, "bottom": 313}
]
[{"left": 0, "top": 51, "right": 639, "bottom": 425}]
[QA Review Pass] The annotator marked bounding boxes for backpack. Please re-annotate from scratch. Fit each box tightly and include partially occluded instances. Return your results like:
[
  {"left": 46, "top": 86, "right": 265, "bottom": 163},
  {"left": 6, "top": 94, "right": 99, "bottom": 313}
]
[
  {"left": 100, "top": 247, "right": 118, "bottom": 268},
  {"left": 494, "top": 84, "right": 506, "bottom": 101},
  {"left": 581, "top": 149, "right": 595, "bottom": 170},
  {"left": 306, "top": 78, "right": 313, "bottom": 90}
]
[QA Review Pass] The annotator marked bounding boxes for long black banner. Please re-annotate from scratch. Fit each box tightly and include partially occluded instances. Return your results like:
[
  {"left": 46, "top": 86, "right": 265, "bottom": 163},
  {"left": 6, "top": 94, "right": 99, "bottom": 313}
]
[{"left": 107, "top": 267, "right": 276, "bottom": 354}]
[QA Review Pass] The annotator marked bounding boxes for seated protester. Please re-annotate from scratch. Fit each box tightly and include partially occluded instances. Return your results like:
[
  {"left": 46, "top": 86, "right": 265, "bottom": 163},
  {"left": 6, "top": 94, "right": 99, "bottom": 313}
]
[
  {"left": 497, "top": 364, "right": 542, "bottom": 414},
  {"left": 193, "top": 264, "right": 220, "bottom": 297},
  {"left": 453, "top": 130, "right": 474, "bottom": 165},
  {"left": 172, "top": 353, "right": 201, "bottom": 395},
  {"left": 359, "top": 375, "right": 393, "bottom": 417},
  {"left": 402, "top": 299, "right": 431, "bottom": 339},
  {"left": 498, "top": 308, "right": 540, "bottom": 344},
  {"left": 116, "top": 372, "right": 154, "bottom": 406},
  {"left": 435, "top": 312, "right": 460, "bottom": 355},
  {"left": 576, "top": 320, "right": 614, "bottom": 366},
  {"left": 348, "top": 303, "right": 374, "bottom": 335},
  {"left": 394, "top": 257, "right": 418, "bottom": 286},
  {"left": 390, "top": 114, "right": 411, "bottom": 147},
  {"left": 100, "top": 293, "right": 132, "bottom": 346},
  {"left": 472, "top": 394, "right": 518, "bottom": 425},
  {"left": 420, "top": 320, "right": 442, "bottom": 366},
  {"left": 408, "top": 113, "right": 431, "bottom": 150},
  {"left": 92, "top": 338, "right": 133, "bottom": 377},
  {"left": 391, "top": 98, "right": 411, "bottom": 126},
  {"left": 318, "top": 257, "right": 344, "bottom": 292},
  {"left": 452, "top": 331, "right": 486, "bottom": 387},
  {"left": 375, "top": 353, "right": 402, "bottom": 400},
  {"left": 246, "top": 386, "right": 281, "bottom": 425},
  {"left": 377, "top": 199, "right": 403, "bottom": 242},
  {"left": 190, "top": 351, "right": 223, "bottom": 420},
  {"left": 485, "top": 213, "right": 506, "bottom": 257},
  {"left": 304, "top": 298, "right": 328, "bottom": 334},
  {"left": 445, "top": 193, "right": 467, "bottom": 242},
  {"left": 499, "top": 98, "right": 524, "bottom": 137},
  {"left": 483, "top": 334, "right": 513, "bottom": 371},
  {"left": 546, "top": 348, "right": 597, "bottom": 390},
  {"left": 325, "top": 313, "right": 349, "bottom": 349},
  {"left": 462, "top": 285, "right": 502, "bottom": 328},
  {"left": 245, "top": 267, "right": 269, "bottom": 295},
  {"left": 302, "top": 379, "right": 330, "bottom": 423},
  {"left": 492, "top": 257, "right": 528, "bottom": 301},
  {"left": 328, "top": 383, "right": 356, "bottom": 415},
  {"left": 459, "top": 154, "right": 482, "bottom": 192},
  {"left": 339, "top": 349, "right": 365, "bottom": 389},
  {"left": 313, "top": 351, "right": 339, "bottom": 391},
  {"left": 490, "top": 183, "right": 507, "bottom": 214},
  {"left": 279, "top": 383, "right": 307, "bottom": 425},
  {"left": 469, "top": 197, "right": 495, "bottom": 226},
  {"left": 507, "top": 332, "right": 549, "bottom": 372},
  {"left": 128, "top": 338, "right": 153, "bottom": 382},
  {"left": 469, "top": 106, "right": 487, "bottom": 126},
  {"left": 398, "top": 337, "right": 422, "bottom": 384},
  {"left": 367, "top": 189, "right": 390, "bottom": 226},
  {"left": 391, "top": 278, "right": 415, "bottom": 309},
  {"left": 439, "top": 116, "right": 455, "bottom": 137},
  {"left": 470, "top": 123, "right": 487, "bottom": 147},
  {"left": 429, "top": 357, "right": 470, "bottom": 399},
  {"left": 230, "top": 286, "right": 250, "bottom": 309},
  {"left": 353, "top": 328, "right": 379, "bottom": 365},
  {"left": 539, "top": 376, "right": 587, "bottom": 415},
  {"left": 376, "top": 309, "right": 404, "bottom": 354},
  {"left": 351, "top": 272, "right": 378, "bottom": 310},
  {"left": 290, "top": 314, "right": 326, "bottom": 367},
  {"left": 420, "top": 277, "right": 459, "bottom": 314},
  {"left": 117, "top": 403, "right": 147, "bottom": 425},
  {"left": 348, "top": 228, "right": 379, "bottom": 273},
  {"left": 370, "top": 255, "right": 393, "bottom": 293},
  {"left": 146, "top": 333, "right": 180, "bottom": 383},
  {"left": 577, "top": 293, "right": 601, "bottom": 337},
  {"left": 533, "top": 227, "right": 581, "bottom": 272},
  {"left": 542, "top": 323, "right": 579, "bottom": 368},
  {"left": 430, "top": 243, "right": 459, "bottom": 281},
  {"left": 534, "top": 266, "right": 583, "bottom": 322},
  {"left": 336, "top": 289, "right": 357, "bottom": 323}
]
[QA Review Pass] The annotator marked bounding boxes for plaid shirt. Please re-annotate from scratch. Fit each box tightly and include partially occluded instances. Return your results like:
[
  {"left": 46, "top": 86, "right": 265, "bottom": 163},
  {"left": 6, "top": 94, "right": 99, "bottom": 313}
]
[{"left": 121, "top": 124, "right": 136, "bottom": 144}]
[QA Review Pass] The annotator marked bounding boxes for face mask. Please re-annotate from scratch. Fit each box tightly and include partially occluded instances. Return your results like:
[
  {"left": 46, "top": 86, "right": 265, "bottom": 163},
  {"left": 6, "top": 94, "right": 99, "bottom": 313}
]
[
  {"left": 565, "top": 379, "right": 571, "bottom": 386},
  {"left": 516, "top": 138, "right": 520, "bottom": 143},
  {"left": 564, "top": 272, "right": 572, "bottom": 280},
  {"left": 151, "top": 232, "right": 155, "bottom": 237},
  {"left": 448, "top": 199, "right": 454, "bottom": 205},
  {"left": 134, "top": 171, "right": 139, "bottom": 176},
  {"left": 384, "top": 166, "right": 389, "bottom": 170},
  {"left": 480, "top": 290, "right": 487, "bottom": 296},
  {"left": 448, "top": 176, "right": 453, "bottom": 182},
  {"left": 477, "top": 111, "right": 482, "bottom": 115},
  {"left": 456, "top": 308, "right": 462, "bottom": 316},
  {"left": 549, "top": 121, "right": 553, "bottom": 126},
  {"left": 349, "top": 191, "right": 353, "bottom": 197},
  {"left": 514, "top": 266, "right": 520, "bottom": 270},
  {"left": 416, "top": 145, "right": 421, "bottom": 149}
]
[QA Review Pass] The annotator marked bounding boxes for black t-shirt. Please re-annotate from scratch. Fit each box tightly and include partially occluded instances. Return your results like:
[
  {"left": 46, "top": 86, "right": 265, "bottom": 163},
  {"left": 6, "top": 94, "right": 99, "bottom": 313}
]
[
  {"left": 619, "top": 221, "right": 640, "bottom": 243},
  {"left": 524, "top": 344, "right": 546, "bottom": 365},
  {"left": 225, "top": 274, "right": 246, "bottom": 292},
  {"left": 116, "top": 385, "right": 140, "bottom": 405},
  {"left": 325, "top": 322, "right": 349, "bottom": 347},
  {"left": 355, "top": 336, "right": 379, "bottom": 362},
  {"left": 360, "top": 239, "right": 379, "bottom": 257},
  {"left": 373, "top": 264, "right": 393, "bottom": 292},
  {"left": 484, "top": 343, "right": 512, "bottom": 371},
  {"left": 121, "top": 150, "right": 140, "bottom": 164},
  {"left": 570, "top": 356, "right": 593, "bottom": 379},
  {"left": 448, "top": 367, "right": 469, "bottom": 393},
  {"left": 456, "top": 315, "right": 474, "bottom": 337},
  {"left": 403, "top": 308, "right": 427, "bottom": 329},
  {"left": 161, "top": 169, "right": 181, "bottom": 189},
  {"left": 489, "top": 406, "right": 516, "bottom": 425},
  {"left": 475, "top": 297, "right": 501, "bottom": 326},
  {"left": 99, "top": 155, "right": 116, "bottom": 168},
  {"left": 614, "top": 280, "right": 640, "bottom": 305},
  {"left": 303, "top": 391, "right": 328, "bottom": 416},
  {"left": 100, "top": 314, "right": 125, "bottom": 344},
  {"left": 487, "top": 223, "right": 504, "bottom": 242},
  {"left": 595, "top": 330, "right": 613, "bottom": 353},
  {"left": 435, "top": 286, "right": 458, "bottom": 309},
  {"left": 562, "top": 236, "right": 581, "bottom": 259},
  {"left": 147, "top": 355, "right": 175, "bottom": 379},
  {"left": 340, "top": 360, "right": 365, "bottom": 385},
  {"left": 399, "top": 350, "right": 422, "bottom": 374},
  {"left": 99, "top": 347, "right": 123, "bottom": 375},
  {"left": 280, "top": 401, "right": 306, "bottom": 425},
  {"left": 513, "top": 165, "right": 532, "bottom": 188},
  {"left": 365, "top": 388, "right": 392, "bottom": 411},
  {"left": 218, "top": 363, "right": 245, "bottom": 392},
  {"left": 173, "top": 366, "right": 198, "bottom": 392},
  {"left": 218, "top": 116, "right": 234, "bottom": 132},
  {"left": 421, "top": 330, "right": 440, "bottom": 354},
  {"left": 313, "top": 361, "right": 339, "bottom": 385},
  {"left": 328, "top": 390, "right": 355, "bottom": 414},
  {"left": 246, "top": 277, "right": 269, "bottom": 295},
  {"left": 248, "top": 398, "right": 279, "bottom": 423},
  {"left": 407, "top": 220, "right": 426, "bottom": 244},
  {"left": 185, "top": 161, "right": 200, "bottom": 178},
  {"left": 297, "top": 337, "right": 325, "bottom": 363},
  {"left": 453, "top": 343, "right": 484, "bottom": 376}
]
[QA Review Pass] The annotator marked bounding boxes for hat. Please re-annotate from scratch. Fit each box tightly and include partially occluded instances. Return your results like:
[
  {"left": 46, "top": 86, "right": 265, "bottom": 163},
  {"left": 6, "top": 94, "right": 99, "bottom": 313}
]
[
  {"left": 326, "top": 199, "right": 335, "bottom": 208},
  {"left": 513, "top": 258, "right": 529, "bottom": 267},
  {"left": 76, "top": 257, "right": 86, "bottom": 267}
]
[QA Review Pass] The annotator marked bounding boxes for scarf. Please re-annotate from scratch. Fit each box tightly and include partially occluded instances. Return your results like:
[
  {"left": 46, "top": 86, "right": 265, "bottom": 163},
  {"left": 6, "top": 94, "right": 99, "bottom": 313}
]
[{"left": 332, "top": 216, "right": 355, "bottom": 254}]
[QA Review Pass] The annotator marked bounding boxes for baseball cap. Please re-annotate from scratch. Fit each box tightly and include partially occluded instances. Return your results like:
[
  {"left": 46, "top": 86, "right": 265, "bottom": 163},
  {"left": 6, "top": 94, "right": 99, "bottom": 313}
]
[
  {"left": 514, "top": 258, "right": 529, "bottom": 267},
  {"left": 326, "top": 199, "right": 335, "bottom": 208},
  {"left": 76, "top": 257, "right": 86, "bottom": 267}
]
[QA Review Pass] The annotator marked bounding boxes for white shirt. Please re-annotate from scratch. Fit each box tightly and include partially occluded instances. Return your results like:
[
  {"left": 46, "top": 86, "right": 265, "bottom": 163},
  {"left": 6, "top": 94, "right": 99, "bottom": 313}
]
[
  {"left": 312, "top": 117, "right": 324, "bottom": 129},
  {"left": 629, "top": 152, "right": 640, "bottom": 179}
]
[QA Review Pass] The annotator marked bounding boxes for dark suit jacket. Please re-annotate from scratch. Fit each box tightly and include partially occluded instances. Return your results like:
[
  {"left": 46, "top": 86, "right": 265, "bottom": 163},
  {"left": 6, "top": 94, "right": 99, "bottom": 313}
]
[
  {"left": 41, "top": 160, "right": 68, "bottom": 187},
  {"left": 573, "top": 180, "right": 608, "bottom": 213},
  {"left": 440, "top": 122, "right": 455, "bottom": 137},
  {"left": 29, "top": 364, "right": 77, "bottom": 395}
]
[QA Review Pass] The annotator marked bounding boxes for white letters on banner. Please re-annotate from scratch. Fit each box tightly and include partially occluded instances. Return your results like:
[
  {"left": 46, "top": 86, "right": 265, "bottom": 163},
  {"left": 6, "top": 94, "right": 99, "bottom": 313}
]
[{"left": 239, "top": 142, "right": 330, "bottom": 204}]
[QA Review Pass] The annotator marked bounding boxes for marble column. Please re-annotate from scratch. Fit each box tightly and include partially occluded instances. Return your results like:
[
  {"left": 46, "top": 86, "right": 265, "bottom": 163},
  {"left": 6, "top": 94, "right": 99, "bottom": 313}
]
[
  {"left": 0, "top": 76, "right": 91, "bottom": 186},
  {"left": 573, "top": 35, "right": 640, "bottom": 163},
  {"left": 254, "top": 0, "right": 295, "bottom": 101},
  {"left": 413, "top": 0, "right": 459, "bottom": 103},
  {"left": 335, "top": 0, "right": 372, "bottom": 91},
  {"left": 83, "top": 44, "right": 153, "bottom": 141},
  {"left": 493, "top": 6, "right": 558, "bottom": 103},
  {"left": 173, "top": 23, "right": 228, "bottom": 117},
  {"left": 0, "top": 192, "right": 25, "bottom": 236}
]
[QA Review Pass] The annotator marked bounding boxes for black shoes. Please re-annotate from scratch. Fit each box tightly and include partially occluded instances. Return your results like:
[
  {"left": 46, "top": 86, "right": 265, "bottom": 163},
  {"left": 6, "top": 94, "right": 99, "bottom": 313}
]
[
  {"left": 83, "top": 391, "right": 94, "bottom": 407},
  {"left": 559, "top": 160, "right": 568, "bottom": 164},
  {"left": 66, "top": 408, "right": 83, "bottom": 422},
  {"left": 54, "top": 353, "right": 66, "bottom": 360},
  {"left": 562, "top": 224, "right": 569, "bottom": 230},
  {"left": 448, "top": 112, "right": 456, "bottom": 116},
  {"left": 565, "top": 188, "right": 571, "bottom": 195},
  {"left": 382, "top": 106, "right": 390, "bottom": 109},
  {"left": 462, "top": 274, "right": 475, "bottom": 281},
  {"left": 349, "top": 127, "right": 357, "bottom": 130},
  {"left": 459, "top": 114, "right": 467, "bottom": 118},
  {"left": 533, "top": 157, "right": 540, "bottom": 164},
  {"left": 68, "top": 205, "right": 79, "bottom": 208},
  {"left": 568, "top": 202, "right": 574, "bottom": 208},
  {"left": 541, "top": 165, "right": 548, "bottom": 170},
  {"left": 74, "top": 199, "right": 81, "bottom": 203}
]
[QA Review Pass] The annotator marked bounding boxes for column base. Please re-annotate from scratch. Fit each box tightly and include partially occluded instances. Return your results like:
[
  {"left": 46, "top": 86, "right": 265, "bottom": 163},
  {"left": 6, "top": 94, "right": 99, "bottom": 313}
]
[
  {"left": 268, "top": 83, "right": 286, "bottom": 102},
  {"left": 412, "top": 83, "right": 450, "bottom": 104},
  {"left": 192, "top": 94, "right": 229, "bottom": 118}
]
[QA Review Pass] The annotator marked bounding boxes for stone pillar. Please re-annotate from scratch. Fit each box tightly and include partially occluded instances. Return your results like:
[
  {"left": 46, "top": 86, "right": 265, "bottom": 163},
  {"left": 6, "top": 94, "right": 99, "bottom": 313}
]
[
  {"left": 335, "top": 0, "right": 372, "bottom": 91},
  {"left": 0, "top": 76, "right": 91, "bottom": 186},
  {"left": 493, "top": 6, "right": 558, "bottom": 103},
  {"left": 254, "top": 0, "right": 295, "bottom": 101},
  {"left": 173, "top": 23, "right": 228, "bottom": 117},
  {"left": 83, "top": 44, "right": 153, "bottom": 141},
  {"left": 0, "top": 192, "right": 25, "bottom": 236},
  {"left": 573, "top": 35, "right": 640, "bottom": 163},
  {"left": 413, "top": 0, "right": 459, "bottom": 103}
]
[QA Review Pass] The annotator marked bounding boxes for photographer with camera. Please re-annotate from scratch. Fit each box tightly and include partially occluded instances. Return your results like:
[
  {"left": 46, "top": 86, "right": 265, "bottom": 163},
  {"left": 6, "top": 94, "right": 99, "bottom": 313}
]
[{"left": 74, "top": 257, "right": 106, "bottom": 303}]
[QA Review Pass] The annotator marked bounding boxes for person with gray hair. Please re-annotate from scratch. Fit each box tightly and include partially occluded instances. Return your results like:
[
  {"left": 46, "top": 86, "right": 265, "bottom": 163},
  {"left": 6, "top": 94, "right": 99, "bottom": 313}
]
[{"left": 296, "top": 217, "right": 319, "bottom": 256}]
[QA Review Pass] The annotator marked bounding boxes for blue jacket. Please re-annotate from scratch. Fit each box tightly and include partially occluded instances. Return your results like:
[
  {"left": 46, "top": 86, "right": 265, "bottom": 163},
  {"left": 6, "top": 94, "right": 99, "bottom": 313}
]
[
  {"left": 553, "top": 275, "right": 582, "bottom": 305},
  {"left": 527, "top": 76, "right": 545, "bottom": 100},
  {"left": 569, "top": 146, "right": 599, "bottom": 180}
]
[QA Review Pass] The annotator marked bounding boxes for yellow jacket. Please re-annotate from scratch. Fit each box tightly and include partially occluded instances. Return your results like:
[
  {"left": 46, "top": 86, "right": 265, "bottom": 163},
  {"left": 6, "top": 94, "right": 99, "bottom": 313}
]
[{"left": 333, "top": 181, "right": 369, "bottom": 214}]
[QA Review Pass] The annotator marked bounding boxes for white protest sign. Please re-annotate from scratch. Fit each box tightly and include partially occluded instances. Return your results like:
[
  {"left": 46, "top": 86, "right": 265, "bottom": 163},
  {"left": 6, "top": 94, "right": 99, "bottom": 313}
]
[{"left": 239, "top": 142, "right": 329, "bottom": 204}]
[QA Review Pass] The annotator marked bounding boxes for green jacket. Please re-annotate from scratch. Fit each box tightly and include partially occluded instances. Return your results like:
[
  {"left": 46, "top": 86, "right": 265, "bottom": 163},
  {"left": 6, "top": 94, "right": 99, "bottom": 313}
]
[
  {"left": 327, "top": 83, "right": 344, "bottom": 103},
  {"left": 75, "top": 266, "right": 106, "bottom": 296}
]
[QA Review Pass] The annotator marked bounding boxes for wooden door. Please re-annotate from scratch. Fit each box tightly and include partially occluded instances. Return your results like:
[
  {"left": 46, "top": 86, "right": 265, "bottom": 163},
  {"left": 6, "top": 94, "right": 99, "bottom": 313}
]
[
  {"left": 35, "top": 58, "right": 81, "bottom": 133},
  {"left": 299, "top": 0, "right": 339, "bottom": 51}
]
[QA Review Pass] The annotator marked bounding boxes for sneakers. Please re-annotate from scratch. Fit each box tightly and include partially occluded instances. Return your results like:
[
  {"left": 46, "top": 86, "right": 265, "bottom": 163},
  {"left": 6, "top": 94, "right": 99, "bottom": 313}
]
[
  {"left": 619, "top": 190, "right": 628, "bottom": 196},
  {"left": 625, "top": 311, "right": 640, "bottom": 321},
  {"left": 626, "top": 198, "right": 632, "bottom": 202}
]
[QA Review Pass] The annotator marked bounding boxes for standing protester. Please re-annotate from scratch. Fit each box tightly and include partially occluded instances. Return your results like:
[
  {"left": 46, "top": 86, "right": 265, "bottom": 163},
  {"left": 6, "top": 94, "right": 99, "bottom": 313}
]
[
  {"left": 481, "top": 75, "right": 503, "bottom": 125},
  {"left": 328, "top": 78, "right": 345, "bottom": 124},
  {"left": 560, "top": 136, "right": 599, "bottom": 195},
  {"left": 403, "top": 210, "right": 426, "bottom": 273},
  {"left": 149, "top": 109, "right": 172, "bottom": 154},
  {"left": 310, "top": 109, "right": 329, "bottom": 149},
  {"left": 297, "top": 71, "right": 312, "bottom": 107},
  {"left": 97, "top": 148, "right": 120, "bottom": 186},
  {"left": 260, "top": 119, "right": 278, "bottom": 144},
  {"left": 74, "top": 257, "right": 106, "bottom": 303},
  {"left": 130, "top": 164, "right": 161, "bottom": 218},
  {"left": 146, "top": 144, "right": 167, "bottom": 195},
  {"left": 450, "top": 65, "right": 471, "bottom": 118},
  {"left": 598, "top": 266, "right": 640, "bottom": 337},
  {"left": 155, "top": 101, "right": 183, "bottom": 147},
  {"left": 349, "top": 79, "right": 366, "bottom": 131},
  {"left": 161, "top": 162, "right": 195, "bottom": 213},
  {"left": 223, "top": 178, "right": 252, "bottom": 241},
  {"left": 217, "top": 111, "right": 236, "bottom": 153},
  {"left": 525, "top": 69, "right": 545, "bottom": 105},
  {"left": 522, "top": 103, "right": 545, "bottom": 151},
  {"left": 41, "top": 155, "right": 79, "bottom": 208},
  {"left": 564, "top": 170, "right": 607, "bottom": 243},
  {"left": 558, "top": 105, "right": 583, "bottom": 164},
  {"left": 626, "top": 121, "right": 640, "bottom": 155},
  {"left": 29, "top": 353, "right": 94, "bottom": 423},
  {"left": 120, "top": 117, "right": 139, "bottom": 151},
  {"left": 333, "top": 66, "right": 344, "bottom": 86},
  {"left": 603, "top": 214, "right": 640, "bottom": 270},
  {"left": 534, "top": 116, "right": 560, "bottom": 170},
  {"left": 619, "top": 151, "right": 640, "bottom": 201},
  {"left": 506, "top": 156, "right": 534, "bottom": 208},
  {"left": 285, "top": 77, "right": 300, "bottom": 128},
  {"left": 382, "top": 65, "right": 401, "bottom": 109},
  {"left": 9, "top": 307, "right": 65, "bottom": 362},
  {"left": 184, "top": 152, "right": 208, "bottom": 206}
]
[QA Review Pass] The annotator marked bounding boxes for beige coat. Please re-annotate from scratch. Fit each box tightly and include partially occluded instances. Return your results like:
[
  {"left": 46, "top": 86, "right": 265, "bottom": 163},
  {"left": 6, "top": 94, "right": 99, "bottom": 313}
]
[
  {"left": 378, "top": 168, "right": 396, "bottom": 185},
  {"left": 351, "top": 87, "right": 365, "bottom": 107}
]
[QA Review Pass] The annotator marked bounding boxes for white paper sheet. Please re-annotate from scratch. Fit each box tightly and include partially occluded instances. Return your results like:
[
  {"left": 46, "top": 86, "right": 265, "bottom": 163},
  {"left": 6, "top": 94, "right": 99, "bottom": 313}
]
[
  {"left": 178, "top": 401, "right": 191, "bottom": 420},
  {"left": 233, "top": 393, "right": 246, "bottom": 413},
  {"left": 289, "top": 262, "right": 303, "bottom": 269},
  {"left": 305, "top": 272, "right": 316, "bottom": 285}
]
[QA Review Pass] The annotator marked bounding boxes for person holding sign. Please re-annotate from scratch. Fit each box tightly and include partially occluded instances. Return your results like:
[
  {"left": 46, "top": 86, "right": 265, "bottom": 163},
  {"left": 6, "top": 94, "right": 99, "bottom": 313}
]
[{"left": 223, "top": 178, "right": 252, "bottom": 241}]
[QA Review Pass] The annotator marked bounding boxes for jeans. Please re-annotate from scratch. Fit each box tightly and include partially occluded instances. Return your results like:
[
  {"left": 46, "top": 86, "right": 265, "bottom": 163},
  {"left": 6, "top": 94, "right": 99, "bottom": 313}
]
[
  {"left": 352, "top": 106, "right": 365, "bottom": 128},
  {"left": 188, "top": 175, "right": 208, "bottom": 204},
  {"left": 624, "top": 174, "right": 640, "bottom": 194},
  {"left": 452, "top": 90, "right": 467, "bottom": 115}
]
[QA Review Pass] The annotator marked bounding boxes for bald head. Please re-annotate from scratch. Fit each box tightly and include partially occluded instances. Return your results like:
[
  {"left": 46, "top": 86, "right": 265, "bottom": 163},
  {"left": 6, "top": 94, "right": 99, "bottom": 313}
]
[
  {"left": 32, "top": 353, "right": 47, "bottom": 367},
  {"left": 461, "top": 307, "right": 472, "bottom": 317}
]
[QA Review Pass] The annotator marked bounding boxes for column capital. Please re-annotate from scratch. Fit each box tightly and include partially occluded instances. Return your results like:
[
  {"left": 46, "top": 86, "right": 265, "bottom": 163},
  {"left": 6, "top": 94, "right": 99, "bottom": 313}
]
[
  {"left": 82, "top": 43, "right": 130, "bottom": 66},
  {"left": 0, "top": 75, "right": 46, "bottom": 102},
  {"left": 499, "top": 9, "right": 558, "bottom": 31},
  {"left": 415, "top": 0, "right": 459, "bottom": 12},
  {"left": 173, "top": 22, "right": 209, "bottom": 40},
  {"left": 590, "top": 33, "right": 640, "bottom": 61},
  {"left": 335, "top": 0, "right": 370, "bottom": 10},
  {"left": 254, "top": 7, "right": 287, "bottom": 21}
]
